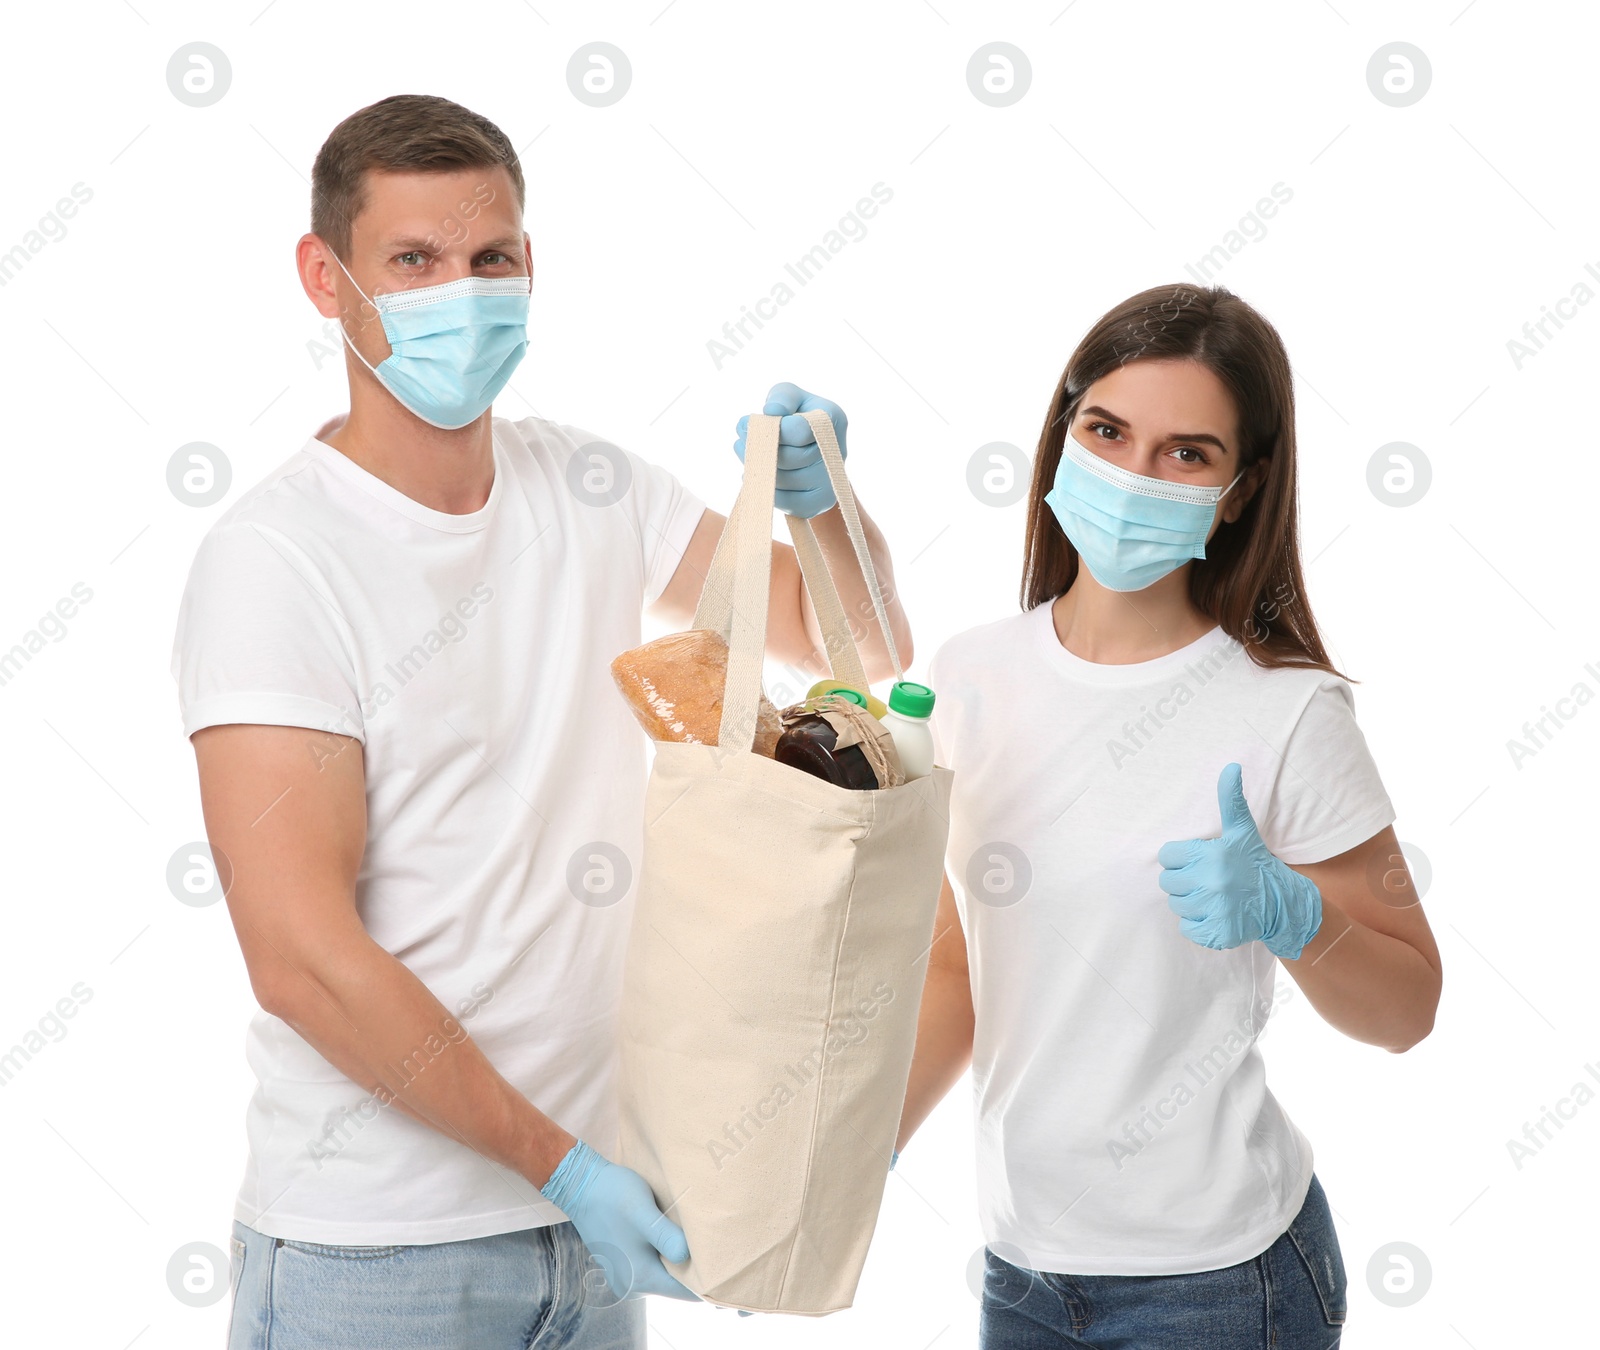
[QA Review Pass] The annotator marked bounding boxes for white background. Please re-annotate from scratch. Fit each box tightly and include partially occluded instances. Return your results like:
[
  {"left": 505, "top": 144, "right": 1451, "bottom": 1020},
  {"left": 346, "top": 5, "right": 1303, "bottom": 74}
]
[{"left": 1, "top": 1, "right": 1595, "bottom": 1346}]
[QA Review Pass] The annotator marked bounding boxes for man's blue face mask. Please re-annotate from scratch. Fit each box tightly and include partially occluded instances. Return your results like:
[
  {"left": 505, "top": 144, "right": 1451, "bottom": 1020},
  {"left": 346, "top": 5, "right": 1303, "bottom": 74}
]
[
  {"left": 330, "top": 249, "right": 531, "bottom": 430},
  {"left": 1044, "top": 424, "right": 1244, "bottom": 593}
]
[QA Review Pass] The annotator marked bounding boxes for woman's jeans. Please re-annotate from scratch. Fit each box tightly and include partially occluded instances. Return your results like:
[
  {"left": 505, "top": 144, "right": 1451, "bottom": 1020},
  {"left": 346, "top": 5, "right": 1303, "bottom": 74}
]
[
  {"left": 980, "top": 1174, "right": 1347, "bottom": 1349},
  {"left": 225, "top": 1217, "right": 645, "bottom": 1349}
]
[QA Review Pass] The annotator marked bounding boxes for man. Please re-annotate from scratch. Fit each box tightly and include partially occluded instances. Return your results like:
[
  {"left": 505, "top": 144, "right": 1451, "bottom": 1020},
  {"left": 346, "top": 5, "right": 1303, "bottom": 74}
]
[{"left": 171, "top": 93, "right": 912, "bottom": 1349}]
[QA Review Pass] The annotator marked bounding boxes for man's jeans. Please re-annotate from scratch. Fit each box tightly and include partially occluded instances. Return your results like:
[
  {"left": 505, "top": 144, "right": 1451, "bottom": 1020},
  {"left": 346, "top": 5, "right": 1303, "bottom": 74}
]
[
  {"left": 980, "top": 1173, "right": 1347, "bottom": 1349},
  {"left": 226, "top": 1218, "right": 645, "bottom": 1349}
]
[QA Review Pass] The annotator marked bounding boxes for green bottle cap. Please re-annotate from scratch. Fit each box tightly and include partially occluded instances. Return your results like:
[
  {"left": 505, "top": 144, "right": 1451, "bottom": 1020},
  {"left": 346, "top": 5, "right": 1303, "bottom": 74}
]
[
  {"left": 820, "top": 688, "right": 866, "bottom": 707},
  {"left": 888, "top": 680, "right": 935, "bottom": 718}
]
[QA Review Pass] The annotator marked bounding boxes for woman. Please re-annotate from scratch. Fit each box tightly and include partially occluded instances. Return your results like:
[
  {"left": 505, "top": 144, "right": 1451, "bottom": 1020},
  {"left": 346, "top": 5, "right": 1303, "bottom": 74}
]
[{"left": 897, "top": 284, "right": 1442, "bottom": 1348}]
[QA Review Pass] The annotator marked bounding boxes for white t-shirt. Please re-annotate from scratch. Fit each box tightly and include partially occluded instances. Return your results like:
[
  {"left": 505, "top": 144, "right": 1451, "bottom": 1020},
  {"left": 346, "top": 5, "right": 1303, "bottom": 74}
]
[
  {"left": 927, "top": 601, "right": 1395, "bottom": 1275},
  {"left": 171, "top": 414, "right": 705, "bottom": 1245}
]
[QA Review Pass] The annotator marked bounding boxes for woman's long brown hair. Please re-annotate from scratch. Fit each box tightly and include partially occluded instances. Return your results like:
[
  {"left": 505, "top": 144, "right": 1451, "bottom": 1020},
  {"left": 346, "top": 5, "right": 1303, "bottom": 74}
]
[{"left": 1020, "top": 283, "right": 1346, "bottom": 678}]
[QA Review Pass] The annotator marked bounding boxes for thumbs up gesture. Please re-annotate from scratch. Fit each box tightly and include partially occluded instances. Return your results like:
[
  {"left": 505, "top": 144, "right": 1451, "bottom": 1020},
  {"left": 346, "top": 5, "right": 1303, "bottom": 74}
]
[{"left": 1156, "top": 763, "right": 1323, "bottom": 960}]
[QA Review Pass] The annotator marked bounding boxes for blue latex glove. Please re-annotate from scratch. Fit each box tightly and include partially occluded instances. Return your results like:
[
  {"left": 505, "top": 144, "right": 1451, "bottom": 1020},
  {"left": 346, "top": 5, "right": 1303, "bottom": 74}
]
[
  {"left": 1156, "top": 763, "right": 1323, "bottom": 961},
  {"left": 540, "top": 1140, "right": 699, "bottom": 1302},
  {"left": 733, "top": 382, "right": 848, "bottom": 518}
]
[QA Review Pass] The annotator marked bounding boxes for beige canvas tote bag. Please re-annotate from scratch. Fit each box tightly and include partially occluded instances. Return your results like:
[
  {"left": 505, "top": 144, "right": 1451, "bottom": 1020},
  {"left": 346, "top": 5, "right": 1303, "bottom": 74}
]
[{"left": 616, "top": 408, "right": 954, "bottom": 1314}]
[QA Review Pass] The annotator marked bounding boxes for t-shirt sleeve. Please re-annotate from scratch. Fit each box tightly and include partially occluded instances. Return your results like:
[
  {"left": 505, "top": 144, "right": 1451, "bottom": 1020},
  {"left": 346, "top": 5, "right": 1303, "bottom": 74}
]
[
  {"left": 171, "top": 520, "right": 366, "bottom": 744},
  {"left": 557, "top": 422, "right": 707, "bottom": 608},
  {"left": 1259, "top": 675, "right": 1396, "bottom": 865}
]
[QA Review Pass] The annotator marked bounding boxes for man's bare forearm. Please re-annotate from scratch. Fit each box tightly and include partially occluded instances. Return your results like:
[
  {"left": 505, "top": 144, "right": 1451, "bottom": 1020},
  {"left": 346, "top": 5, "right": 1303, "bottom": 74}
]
[
  {"left": 803, "top": 495, "right": 914, "bottom": 684},
  {"left": 255, "top": 918, "right": 575, "bottom": 1189}
]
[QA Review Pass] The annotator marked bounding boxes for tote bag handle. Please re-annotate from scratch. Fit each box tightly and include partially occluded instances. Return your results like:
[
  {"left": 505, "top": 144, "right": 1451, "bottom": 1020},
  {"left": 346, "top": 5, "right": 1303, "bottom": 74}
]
[{"left": 692, "top": 408, "right": 905, "bottom": 753}]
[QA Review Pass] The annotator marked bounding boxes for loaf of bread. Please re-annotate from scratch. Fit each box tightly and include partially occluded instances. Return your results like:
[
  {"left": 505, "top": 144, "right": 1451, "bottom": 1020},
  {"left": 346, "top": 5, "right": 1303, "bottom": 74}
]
[{"left": 610, "top": 629, "right": 783, "bottom": 756}]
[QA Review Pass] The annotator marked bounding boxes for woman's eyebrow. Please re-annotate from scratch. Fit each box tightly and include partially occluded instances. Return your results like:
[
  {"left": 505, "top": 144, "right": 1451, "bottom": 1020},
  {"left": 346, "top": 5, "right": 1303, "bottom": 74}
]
[{"left": 1080, "top": 404, "right": 1228, "bottom": 452}]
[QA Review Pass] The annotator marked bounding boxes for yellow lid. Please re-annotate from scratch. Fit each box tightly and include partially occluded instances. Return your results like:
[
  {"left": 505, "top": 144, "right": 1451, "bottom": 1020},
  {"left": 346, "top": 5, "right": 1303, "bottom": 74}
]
[{"left": 806, "top": 679, "right": 887, "bottom": 720}]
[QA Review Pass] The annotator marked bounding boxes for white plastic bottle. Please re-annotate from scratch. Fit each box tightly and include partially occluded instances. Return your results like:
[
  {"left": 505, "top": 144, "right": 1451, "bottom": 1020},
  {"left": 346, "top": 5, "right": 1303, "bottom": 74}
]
[{"left": 881, "top": 681, "right": 936, "bottom": 781}]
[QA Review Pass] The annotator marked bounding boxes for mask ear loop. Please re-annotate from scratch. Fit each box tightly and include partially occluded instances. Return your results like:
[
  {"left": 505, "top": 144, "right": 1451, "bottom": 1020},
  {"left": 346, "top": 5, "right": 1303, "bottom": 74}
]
[
  {"left": 327, "top": 248, "right": 373, "bottom": 305},
  {"left": 1207, "top": 470, "right": 1247, "bottom": 544},
  {"left": 324, "top": 247, "right": 391, "bottom": 379},
  {"left": 1201, "top": 469, "right": 1252, "bottom": 573}
]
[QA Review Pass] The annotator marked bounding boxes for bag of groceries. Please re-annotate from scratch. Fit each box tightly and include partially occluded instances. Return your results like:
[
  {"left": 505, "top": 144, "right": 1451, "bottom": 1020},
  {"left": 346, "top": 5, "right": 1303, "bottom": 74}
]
[{"left": 613, "top": 409, "right": 953, "bottom": 1314}]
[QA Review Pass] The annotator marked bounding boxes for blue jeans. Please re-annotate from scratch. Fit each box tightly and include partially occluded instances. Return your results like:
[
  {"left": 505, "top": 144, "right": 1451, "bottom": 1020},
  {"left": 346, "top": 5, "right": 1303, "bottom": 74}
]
[
  {"left": 226, "top": 1218, "right": 645, "bottom": 1349},
  {"left": 980, "top": 1174, "right": 1347, "bottom": 1349}
]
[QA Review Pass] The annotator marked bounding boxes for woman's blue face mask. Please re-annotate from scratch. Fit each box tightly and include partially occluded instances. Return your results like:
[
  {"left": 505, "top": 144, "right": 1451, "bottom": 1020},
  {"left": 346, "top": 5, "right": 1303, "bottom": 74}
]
[{"left": 1044, "top": 425, "right": 1244, "bottom": 593}]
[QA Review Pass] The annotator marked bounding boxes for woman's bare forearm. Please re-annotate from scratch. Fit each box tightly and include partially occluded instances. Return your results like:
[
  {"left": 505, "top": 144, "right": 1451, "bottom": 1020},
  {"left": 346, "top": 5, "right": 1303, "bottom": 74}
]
[
  {"left": 896, "top": 964, "right": 975, "bottom": 1153},
  {"left": 1280, "top": 896, "right": 1441, "bottom": 1052}
]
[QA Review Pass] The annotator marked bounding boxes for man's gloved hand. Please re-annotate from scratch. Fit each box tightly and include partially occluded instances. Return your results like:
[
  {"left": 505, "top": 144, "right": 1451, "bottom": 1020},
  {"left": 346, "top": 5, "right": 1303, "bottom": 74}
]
[
  {"left": 1156, "top": 763, "right": 1323, "bottom": 961},
  {"left": 734, "top": 382, "right": 847, "bottom": 518},
  {"left": 540, "top": 1139, "right": 699, "bottom": 1302}
]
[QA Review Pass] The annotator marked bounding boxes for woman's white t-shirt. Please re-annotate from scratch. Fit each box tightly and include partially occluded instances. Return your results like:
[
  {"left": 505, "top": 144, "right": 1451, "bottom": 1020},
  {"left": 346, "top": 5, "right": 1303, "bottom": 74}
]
[
  {"left": 170, "top": 415, "right": 705, "bottom": 1245},
  {"left": 927, "top": 601, "right": 1395, "bottom": 1275}
]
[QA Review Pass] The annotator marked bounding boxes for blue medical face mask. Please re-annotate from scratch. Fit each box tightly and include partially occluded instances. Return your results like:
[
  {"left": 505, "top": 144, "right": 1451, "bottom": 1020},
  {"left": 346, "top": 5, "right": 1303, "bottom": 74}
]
[
  {"left": 330, "top": 250, "right": 530, "bottom": 430},
  {"left": 1044, "top": 425, "right": 1244, "bottom": 593}
]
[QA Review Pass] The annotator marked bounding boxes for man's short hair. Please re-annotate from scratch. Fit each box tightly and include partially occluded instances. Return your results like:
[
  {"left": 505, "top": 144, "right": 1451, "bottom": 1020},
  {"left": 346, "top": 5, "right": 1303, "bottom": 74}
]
[{"left": 311, "top": 94, "right": 526, "bottom": 258}]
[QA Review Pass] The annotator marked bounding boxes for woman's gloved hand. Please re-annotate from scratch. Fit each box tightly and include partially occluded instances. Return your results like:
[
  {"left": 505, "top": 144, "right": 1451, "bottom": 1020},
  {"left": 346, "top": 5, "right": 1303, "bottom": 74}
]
[
  {"left": 540, "top": 1139, "right": 700, "bottom": 1301},
  {"left": 734, "top": 382, "right": 848, "bottom": 518},
  {"left": 1156, "top": 763, "right": 1323, "bottom": 960}
]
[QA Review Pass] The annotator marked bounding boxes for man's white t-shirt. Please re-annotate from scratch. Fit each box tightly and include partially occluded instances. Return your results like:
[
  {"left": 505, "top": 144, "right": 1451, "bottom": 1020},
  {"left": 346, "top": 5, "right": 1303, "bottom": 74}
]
[
  {"left": 927, "top": 601, "right": 1395, "bottom": 1276},
  {"left": 171, "top": 414, "right": 705, "bottom": 1245}
]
